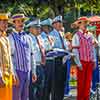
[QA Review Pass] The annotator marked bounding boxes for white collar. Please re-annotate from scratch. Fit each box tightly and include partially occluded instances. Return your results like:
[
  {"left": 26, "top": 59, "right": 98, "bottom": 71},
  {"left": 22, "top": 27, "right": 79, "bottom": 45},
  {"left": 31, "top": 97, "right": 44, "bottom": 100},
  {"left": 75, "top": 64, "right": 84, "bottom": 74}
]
[
  {"left": 53, "top": 28, "right": 59, "bottom": 33},
  {"left": 13, "top": 29, "right": 24, "bottom": 34},
  {"left": 78, "top": 29, "right": 83, "bottom": 33}
]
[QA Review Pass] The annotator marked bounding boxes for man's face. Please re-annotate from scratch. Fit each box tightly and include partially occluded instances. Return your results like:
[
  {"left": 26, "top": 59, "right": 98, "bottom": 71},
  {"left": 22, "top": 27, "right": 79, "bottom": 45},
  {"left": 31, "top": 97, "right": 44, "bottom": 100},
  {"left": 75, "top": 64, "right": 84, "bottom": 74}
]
[
  {"left": 30, "top": 27, "right": 41, "bottom": 36},
  {"left": 0, "top": 20, "right": 8, "bottom": 32},
  {"left": 42, "top": 26, "right": 49, "bottom": 33},
  {"left": 13, "top": 19, "right": 24, "bottom": 32},
  {"left": 79, "top": 21, "right": 87, "bottom": 30},
  {"left": 53, "top": 22, "right": 63, "bottom": 31},
  {"left": 72, "top": 20, "right": 87, "bottom": 30}
]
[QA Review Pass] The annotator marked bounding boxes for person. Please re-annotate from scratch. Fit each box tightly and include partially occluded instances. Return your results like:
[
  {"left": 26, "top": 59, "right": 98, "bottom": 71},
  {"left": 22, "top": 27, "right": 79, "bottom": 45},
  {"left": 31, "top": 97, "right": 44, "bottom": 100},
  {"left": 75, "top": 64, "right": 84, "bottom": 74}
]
[
  {"left": 0, "top": 13, "right": 14, "bottom": 100},
  {"left": 72, "top": 17, "right": 96, "bottom": 100},
  {"left": 65, "top": 32, "right": 72, "bottom": 42},
  {"left": 87, "top": 25, "right": 99, "bottom": 94},
  {"left": 64, "top": 32, "right": 73, "bottom": 97},
  {"left": 41, "top": 18, "right": 54, "bottom": 51},
  {"left": 50, "top": 15, "right": 68, "bottom": 100},
  {"left": 26, "top": 19, "right": 46, "bottom": 100},
  {"left": 50, "top": 15, "right": 68, "bottom": 49},
  {"left": 8, "top": 13, "right": 37, "bottom": 100},
  {"left": 41, "top": 18, "right": 55, "bottom": 100}
]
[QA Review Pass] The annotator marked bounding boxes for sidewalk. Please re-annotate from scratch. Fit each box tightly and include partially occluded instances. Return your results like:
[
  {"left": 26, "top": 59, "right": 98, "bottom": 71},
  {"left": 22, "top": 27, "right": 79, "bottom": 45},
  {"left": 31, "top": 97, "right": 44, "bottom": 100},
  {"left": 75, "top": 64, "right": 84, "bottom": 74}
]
[{"left": 64, "top": 65, "right": 77, "bottom": 100}]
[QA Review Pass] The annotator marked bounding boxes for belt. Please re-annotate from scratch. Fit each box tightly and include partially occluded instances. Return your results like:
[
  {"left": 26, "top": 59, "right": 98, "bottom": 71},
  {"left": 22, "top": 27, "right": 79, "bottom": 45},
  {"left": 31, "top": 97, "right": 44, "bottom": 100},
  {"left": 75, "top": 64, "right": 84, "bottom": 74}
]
[
  {"left": 36, "top": 64, "right": 41, "bottom": 66},
  {"left": 36, "top": 62, "right": 41, "bottom": 66},
  {"left": 46, "top": 57, "right": 54, "bottom": 60}
]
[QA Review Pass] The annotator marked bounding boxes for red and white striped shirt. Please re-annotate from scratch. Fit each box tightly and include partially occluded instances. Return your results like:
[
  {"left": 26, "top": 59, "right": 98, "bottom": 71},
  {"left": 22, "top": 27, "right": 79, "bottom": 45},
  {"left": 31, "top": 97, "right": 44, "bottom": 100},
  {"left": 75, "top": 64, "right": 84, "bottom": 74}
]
[{"left": 76, "top": 31, "right": 95, "bottom": 62}]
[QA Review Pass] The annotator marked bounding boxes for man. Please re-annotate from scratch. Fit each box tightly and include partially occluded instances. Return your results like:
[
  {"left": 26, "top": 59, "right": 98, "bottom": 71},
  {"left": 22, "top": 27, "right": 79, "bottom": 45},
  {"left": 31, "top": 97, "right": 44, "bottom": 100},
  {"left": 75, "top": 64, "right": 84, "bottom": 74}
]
[
  {"left": 50, "top": 15, "right": 68, "bottom": 100},
  {"left": 40, "top": 18, "right": 55, "bottom": 100},
  {"left": 50, "top": 15, "right": 68, "bottom": 49},
  {"left": 26, "top": 19, "right": 46, "bottom": 100},
  {"left": 8, "top": 13, "right": 37, "bottom": 100},
  {"left": 72, "top": 17, "right": 96, "bottom": 100},
  {"left": 64, "top": 32, "right": 73, "bottom": 97},
  {"left": 87, "top": 25, "right": 99, "bottom": 95},
  {"left": 0, "top": 13, "right": 14, "bottom": 100},
  {"left": 41, "top": 18, "right": 54, "bottom": 51}
]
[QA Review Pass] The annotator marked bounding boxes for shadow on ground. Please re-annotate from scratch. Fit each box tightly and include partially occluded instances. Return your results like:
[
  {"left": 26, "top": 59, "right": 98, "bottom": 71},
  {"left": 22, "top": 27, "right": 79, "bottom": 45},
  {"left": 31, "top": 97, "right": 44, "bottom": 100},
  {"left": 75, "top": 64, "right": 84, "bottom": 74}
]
[{"left": 64, "top": 96, "right": 76, "bottom": 100}]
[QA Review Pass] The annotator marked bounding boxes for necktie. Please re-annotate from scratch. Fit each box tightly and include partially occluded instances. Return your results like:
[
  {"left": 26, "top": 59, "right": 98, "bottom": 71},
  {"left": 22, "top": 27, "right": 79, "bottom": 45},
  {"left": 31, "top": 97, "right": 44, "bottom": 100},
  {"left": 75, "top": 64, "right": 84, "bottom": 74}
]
[
  {"left": 58, "top": 32, "right": 66, "bottom": 49},
  {"left": 35, "top": 36, "right": 46, "bottom": 65},
  {"left": 47, "top": 35, "right": 52, "bottom": 45},
  {"left": 83, "top": 29, "right": 88, "bottom": 34}
]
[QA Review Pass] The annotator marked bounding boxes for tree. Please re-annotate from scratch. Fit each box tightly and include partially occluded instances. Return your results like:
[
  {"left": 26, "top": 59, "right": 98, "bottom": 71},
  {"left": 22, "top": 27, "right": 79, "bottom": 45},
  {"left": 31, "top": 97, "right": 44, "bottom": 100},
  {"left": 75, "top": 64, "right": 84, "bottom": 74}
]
[{"left": 0, "top": 0, "right": 100, "bottom": 19}]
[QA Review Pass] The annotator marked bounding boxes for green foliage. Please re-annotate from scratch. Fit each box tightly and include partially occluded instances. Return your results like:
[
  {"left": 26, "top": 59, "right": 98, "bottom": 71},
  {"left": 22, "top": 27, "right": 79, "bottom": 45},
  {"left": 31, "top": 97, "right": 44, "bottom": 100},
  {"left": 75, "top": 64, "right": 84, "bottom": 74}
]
[
  {"left": 0, "top": 0, "right": 99, "bottom": 17},
  {"left": 0, "top": 0, "right": 100, "bottom": 31}
]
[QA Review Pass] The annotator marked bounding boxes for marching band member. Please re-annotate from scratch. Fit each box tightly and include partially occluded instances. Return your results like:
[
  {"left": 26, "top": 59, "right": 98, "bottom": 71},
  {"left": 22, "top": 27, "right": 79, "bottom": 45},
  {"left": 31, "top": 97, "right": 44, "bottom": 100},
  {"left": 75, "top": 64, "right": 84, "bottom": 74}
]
[
  {"left": 8, "top": 13, "right": 37, "bottom": 100},
  {"left": 50, "top": 15, "right": 68, "bottom": 100},
  {"left": 87, "top": 26, "right": 99, "bottom": 94},
  {"left": 41, "top": 18, "right": 55, "bottom": 100},
  {"left": 64, "top": 32, "right": 73, "bottom": 97},
  {"left": 72, "top": 17, "right": 96, "bottom": 100},
  {"left": 0, "top": 13, "right": 14, "bottom": 100},
  {"left": 41, "top": 18, "right": 54, "bottom": 51},
  {"left": 50, "top": 15, "right": 68, "bottom": 50},
  {"left": 26, "top": 19, "right": 46, "bottom": 100}
]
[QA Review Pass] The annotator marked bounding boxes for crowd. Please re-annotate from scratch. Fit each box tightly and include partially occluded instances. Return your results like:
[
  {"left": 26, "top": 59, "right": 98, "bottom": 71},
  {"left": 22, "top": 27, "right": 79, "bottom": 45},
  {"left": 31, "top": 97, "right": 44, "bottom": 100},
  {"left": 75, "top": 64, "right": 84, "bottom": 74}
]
[{"left": 0, "top": 13, "right": 99, "bottom": 100}]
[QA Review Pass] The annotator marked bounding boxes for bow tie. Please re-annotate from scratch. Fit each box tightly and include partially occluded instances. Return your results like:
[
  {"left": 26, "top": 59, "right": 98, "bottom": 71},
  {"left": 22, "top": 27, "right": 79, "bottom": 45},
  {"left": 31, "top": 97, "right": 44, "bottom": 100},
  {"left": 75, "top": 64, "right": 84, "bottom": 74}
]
[
  {"left": 19, "top": 32, "right": 26, "bottom": 36},
  {"left": 83, "top": 29, "right": 88, "bottom": 34}
]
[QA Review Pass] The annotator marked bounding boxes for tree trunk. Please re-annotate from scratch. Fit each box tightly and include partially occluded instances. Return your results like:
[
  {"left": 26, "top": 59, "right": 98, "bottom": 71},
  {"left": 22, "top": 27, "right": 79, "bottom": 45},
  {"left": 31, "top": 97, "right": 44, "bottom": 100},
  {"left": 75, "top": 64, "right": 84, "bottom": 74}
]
[{"left": 91, "top": 6, "right": 93, "bottom": 16}]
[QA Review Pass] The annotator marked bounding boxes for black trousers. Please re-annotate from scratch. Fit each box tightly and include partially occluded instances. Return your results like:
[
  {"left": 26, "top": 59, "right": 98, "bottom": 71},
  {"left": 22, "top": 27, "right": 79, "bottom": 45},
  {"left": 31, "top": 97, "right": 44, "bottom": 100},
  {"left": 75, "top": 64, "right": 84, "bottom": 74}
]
[
  {"left": 52, "top": 56, "right": 67, "bottom": 100},
  {"left": 44, "top": 59, "right": 55, "bottom": 100},
  {"left": 44, "top": 56, "right": 67, "bottom": 100},
  {"left": 29, "top": 65, "right": 45, "bottom": 100}
]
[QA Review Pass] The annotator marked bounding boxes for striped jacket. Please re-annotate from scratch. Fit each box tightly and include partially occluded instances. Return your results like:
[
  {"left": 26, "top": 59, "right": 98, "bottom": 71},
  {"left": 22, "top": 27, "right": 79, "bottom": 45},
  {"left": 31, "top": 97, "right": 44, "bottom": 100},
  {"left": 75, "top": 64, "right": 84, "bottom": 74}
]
[
  {"left": 76, "top": 31, "right": 95, "bottom": 62},
  {"left": 8, "top": 30, "right": 36, "bottom": 75},
  {"left": 0, "top": 33, "right": 13, "bottom": 85},
  {"left": 72, "top": 30, "right": 96, "bottom": 67}
]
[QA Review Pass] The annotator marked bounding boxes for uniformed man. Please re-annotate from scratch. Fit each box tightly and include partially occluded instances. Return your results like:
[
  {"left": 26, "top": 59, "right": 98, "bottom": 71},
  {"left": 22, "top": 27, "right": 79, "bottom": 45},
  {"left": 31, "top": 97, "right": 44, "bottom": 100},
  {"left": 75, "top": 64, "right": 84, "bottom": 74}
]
[
  {"left": 50, "top": 15, "right": 68, "bottom": 100},
  {"left": 41, "top": 18, "right": 54, "bottom": 51},
  {"left": 41, "top": 18, "right": 55, "bottom": 100},
  {"left": 8, "top": 13, "right": 37, "bottom": 100},
  {"left": 50, "top": 15, "right": 68, "bottom": 49},
  {"left": 26, "top": 19, "right": 46, "bottom": 100}
]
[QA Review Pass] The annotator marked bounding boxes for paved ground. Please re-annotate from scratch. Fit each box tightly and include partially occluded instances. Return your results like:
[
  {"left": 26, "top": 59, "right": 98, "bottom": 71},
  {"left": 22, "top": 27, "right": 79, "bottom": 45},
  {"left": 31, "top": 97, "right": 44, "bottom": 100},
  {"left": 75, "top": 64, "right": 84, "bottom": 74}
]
[
  {"left": 64, "top": 78, "right": 77, "bottom": 100},
  {"left": 64, "top": 96, "right": 76, "bottom": 100},
  {"left": 64, "top": 88, "right": 77, "bottom": 100},
  {"left": 63, "top": 65, "right": 100, "bottom": 100},
  {"left": 63, "top": 66, "right": 77, "bottom": 100}
]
